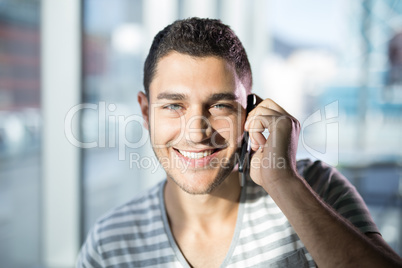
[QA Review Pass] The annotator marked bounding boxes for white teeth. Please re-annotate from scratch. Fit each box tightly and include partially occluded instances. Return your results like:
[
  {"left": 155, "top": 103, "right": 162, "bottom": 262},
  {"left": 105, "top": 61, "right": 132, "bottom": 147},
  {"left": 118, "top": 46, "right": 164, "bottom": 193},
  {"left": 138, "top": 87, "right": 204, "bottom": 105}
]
[{"left": 178, "top": 149, "right": 214, "bottom": 159}]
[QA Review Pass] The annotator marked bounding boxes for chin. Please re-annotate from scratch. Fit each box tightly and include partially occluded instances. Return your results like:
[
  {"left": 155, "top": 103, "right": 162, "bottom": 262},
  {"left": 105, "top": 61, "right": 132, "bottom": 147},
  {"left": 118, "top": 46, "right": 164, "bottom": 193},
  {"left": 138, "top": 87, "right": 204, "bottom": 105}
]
[
  {"left": 172, "top": 180, "right": 221, "bottom": 195},
  {"left": 167, "top": 162, "right": 235, "bottom": 195}
]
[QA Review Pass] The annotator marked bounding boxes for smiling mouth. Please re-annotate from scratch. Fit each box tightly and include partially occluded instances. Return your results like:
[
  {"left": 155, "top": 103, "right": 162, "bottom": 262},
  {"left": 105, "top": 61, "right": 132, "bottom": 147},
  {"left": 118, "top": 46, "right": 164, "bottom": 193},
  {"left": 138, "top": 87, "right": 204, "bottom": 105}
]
[{"left": 175, "top": 149, "right": 219, "bottom": 159}]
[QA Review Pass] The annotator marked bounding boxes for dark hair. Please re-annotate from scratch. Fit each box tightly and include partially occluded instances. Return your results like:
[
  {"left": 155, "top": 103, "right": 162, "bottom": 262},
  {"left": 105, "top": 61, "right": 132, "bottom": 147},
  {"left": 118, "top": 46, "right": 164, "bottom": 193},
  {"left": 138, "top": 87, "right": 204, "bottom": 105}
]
[{"left": 143, "top": 17, "right": 252, "bottom": 96}]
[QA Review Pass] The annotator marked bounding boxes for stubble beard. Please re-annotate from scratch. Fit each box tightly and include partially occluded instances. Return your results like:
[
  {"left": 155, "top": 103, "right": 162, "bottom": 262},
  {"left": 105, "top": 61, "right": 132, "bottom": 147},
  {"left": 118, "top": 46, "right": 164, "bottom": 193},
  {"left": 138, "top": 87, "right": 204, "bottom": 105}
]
[
  {"left": 148, "top": 121, "right": 240, "bottom": 195},
  {"left": 152, "top": 145, "right": 238, "bottom": 195},
  {"left": 170, "top": 152, "right": 237, "bottom": 195}
]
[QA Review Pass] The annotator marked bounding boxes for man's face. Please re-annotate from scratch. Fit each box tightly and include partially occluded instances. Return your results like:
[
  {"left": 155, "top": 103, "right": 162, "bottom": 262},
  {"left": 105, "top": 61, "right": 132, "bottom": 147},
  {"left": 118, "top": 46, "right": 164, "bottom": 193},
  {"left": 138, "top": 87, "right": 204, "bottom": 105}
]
[{"left": 142, "top": 52, "right": 247, "bottom": 194}]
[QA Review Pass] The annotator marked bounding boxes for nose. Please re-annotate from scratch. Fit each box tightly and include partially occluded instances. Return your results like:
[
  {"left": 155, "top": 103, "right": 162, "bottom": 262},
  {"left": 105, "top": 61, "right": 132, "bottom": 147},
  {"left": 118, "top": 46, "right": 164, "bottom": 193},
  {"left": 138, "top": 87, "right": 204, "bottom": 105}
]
[{"left": 185, "top": 108, "right": 212, "bottom": 144}]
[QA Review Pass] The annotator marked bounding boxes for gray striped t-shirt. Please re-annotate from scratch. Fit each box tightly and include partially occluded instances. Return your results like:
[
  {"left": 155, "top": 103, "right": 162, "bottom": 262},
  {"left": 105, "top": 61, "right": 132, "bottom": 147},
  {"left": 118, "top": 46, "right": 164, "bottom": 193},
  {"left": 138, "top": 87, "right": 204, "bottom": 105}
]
[{"left": 77, "top": 159, "right": 379, "bottom": 267}]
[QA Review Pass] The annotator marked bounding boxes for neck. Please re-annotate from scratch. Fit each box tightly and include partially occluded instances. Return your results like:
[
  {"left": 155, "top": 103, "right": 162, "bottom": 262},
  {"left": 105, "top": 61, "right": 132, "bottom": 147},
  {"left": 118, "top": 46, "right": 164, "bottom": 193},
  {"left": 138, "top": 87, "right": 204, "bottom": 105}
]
[{"left": 164, "top": 171, "right": 242, "bottom": 232}]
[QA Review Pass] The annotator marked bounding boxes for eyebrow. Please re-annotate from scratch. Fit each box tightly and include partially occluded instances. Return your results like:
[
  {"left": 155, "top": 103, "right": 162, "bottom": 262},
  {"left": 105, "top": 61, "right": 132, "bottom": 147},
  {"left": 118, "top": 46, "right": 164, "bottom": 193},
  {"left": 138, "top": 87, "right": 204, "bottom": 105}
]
[
  {"left": 209, "top": 93, "right": 237, "bottom": 101},
  {"left": 156, "top": 92, "right": 238, "bottom": 101},
  {"left": 157, "top": 93, "right": 187, "bottom": 100}
]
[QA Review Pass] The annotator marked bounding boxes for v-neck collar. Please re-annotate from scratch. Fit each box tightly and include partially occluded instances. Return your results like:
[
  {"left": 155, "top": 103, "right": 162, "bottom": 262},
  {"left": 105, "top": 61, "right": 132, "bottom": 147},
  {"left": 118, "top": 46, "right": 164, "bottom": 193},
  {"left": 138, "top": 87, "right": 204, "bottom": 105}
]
[{"left": 158, "top": 179, "right": 247, "bottom": 268}]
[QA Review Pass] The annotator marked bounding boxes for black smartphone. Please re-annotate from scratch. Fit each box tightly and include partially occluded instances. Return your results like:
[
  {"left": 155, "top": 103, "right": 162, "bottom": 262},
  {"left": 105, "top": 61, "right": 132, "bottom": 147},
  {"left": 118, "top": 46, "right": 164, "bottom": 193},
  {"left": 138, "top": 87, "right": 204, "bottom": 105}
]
[{"left": 238, "top": 94, "right": 256, "bottom": 186}]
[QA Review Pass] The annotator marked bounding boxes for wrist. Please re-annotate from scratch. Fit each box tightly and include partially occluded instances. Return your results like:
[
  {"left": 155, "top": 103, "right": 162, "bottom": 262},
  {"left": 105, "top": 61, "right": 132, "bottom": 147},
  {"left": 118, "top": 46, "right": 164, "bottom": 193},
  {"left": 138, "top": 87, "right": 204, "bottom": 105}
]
[{"left": 260, "top": 168, "right": 302, "bottom": 194}]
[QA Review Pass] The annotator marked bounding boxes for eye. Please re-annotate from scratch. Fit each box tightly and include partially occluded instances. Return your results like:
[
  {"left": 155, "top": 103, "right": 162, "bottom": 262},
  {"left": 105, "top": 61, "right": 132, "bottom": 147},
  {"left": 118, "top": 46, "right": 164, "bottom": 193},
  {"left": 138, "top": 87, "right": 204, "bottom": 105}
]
[
  {"left": 211, "top": 103, "right": 234, "bottom": 110},
  {"left": 163, "top": 104, "right": 183, "bottom": 111},
  {"left": 209, "top": 103, "right": 237, "bottom": 116}
]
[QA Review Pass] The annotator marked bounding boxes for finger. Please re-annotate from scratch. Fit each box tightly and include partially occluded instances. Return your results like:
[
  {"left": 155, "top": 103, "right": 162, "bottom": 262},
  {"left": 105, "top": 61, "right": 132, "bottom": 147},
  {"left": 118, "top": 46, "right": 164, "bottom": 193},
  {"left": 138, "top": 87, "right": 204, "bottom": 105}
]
[
  {"left": 247, "top": 114, "right": 297, "bottom": 149},
  {"left": 249, "top": 98, "right": 292, "bottom": 118},
  {"left": 249, "top": 132, "right": 266, "bottom": 151},
  {"left": 247, "top": 123, "right": 266, "bottom": 149},
  {"left": 245, "top": 107, "right": 282, "bottom": 130},
  {"left": 246, "top": 115, "right": 277, "bottom": 149},
  {"left": 250, "top": 138, "right": 263, "bottom": 152},
  {"left": 262, "top": 98, "right": 291, "bottom": 116}
]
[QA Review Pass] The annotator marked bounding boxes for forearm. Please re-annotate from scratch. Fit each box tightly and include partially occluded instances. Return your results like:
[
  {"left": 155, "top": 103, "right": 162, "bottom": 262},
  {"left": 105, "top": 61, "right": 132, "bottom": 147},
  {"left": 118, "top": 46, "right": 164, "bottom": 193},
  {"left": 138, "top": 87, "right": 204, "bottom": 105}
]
[{"left": 263, "top": 174, "right": 402, "bottom": 268}]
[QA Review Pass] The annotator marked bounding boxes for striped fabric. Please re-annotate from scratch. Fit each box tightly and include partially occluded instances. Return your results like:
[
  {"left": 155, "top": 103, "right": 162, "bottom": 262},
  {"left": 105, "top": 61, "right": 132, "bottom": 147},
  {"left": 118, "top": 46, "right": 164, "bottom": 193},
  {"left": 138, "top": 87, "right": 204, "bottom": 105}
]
[{"left": 77, "top": 159, "right": 379, "bottom": 267}]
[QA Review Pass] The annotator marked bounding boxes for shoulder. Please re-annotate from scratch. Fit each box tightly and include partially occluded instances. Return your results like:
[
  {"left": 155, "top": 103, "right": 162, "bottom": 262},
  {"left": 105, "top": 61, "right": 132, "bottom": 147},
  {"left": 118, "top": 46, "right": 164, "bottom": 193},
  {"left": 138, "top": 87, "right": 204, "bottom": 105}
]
[
  {"left": 77, "top": 180, "right": 171, "bottom": 267},
  {"left": 296, "top": 159, "right": 379, "bottom": 234},
  {"left": 296, "top": 159, "right": 352, "bottom": 199},
  {"left": 296, "top": 158, "right": 336, "bottom": 182},
  {"left": 85, "top": 180, "right": 165, "bottom": 251},
  {"left": 94, "top": 180, "right": 164, "bottom": 233}
]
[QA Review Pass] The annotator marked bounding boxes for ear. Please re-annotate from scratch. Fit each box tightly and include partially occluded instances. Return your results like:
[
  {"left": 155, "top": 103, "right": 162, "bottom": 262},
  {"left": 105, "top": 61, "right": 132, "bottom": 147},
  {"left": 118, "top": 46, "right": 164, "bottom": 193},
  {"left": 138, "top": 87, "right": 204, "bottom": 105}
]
[{"left": 137, "top": 91, "right": 150, "bottom": 130}]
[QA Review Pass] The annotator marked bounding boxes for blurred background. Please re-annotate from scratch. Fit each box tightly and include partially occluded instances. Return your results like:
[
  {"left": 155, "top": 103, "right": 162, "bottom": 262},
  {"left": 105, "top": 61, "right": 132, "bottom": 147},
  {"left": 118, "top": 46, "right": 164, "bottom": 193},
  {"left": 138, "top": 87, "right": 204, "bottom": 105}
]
[{"left": 0, "top": 0, "right": 401, "bottom": 267}]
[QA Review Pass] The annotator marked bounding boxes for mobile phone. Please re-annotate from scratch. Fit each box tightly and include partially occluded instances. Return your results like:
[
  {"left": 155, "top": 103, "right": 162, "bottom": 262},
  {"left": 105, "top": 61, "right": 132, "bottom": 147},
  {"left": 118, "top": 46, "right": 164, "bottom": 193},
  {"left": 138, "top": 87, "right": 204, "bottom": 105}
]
[{"left": 238, "top": 94, "right": 256, "bottom": 186}]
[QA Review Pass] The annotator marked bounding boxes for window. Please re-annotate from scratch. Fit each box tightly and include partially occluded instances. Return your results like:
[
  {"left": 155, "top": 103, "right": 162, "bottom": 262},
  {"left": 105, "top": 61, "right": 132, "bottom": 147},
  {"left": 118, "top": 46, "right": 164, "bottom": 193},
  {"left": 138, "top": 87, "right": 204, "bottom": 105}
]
[{"left": 0, "top": 1, "right": 41, "bottom": 267}]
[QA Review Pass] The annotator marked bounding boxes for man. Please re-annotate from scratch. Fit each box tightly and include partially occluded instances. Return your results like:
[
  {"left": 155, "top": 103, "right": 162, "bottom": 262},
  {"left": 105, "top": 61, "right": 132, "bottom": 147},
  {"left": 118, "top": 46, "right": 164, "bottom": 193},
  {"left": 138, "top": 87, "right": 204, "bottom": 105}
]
[{"left": 77, "top": 18, "right": 402, "bottom": 267}]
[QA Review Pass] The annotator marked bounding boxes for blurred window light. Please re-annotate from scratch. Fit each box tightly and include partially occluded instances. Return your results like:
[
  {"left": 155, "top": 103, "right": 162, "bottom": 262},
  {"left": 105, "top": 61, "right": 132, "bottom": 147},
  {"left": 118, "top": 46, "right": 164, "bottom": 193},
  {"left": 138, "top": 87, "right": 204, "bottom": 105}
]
[
  {"left": 0, "top": 0, "right": 41, "bottom": 267},
  {"left": 111, "top": 23, "right": 144, "bottom": 55}
]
